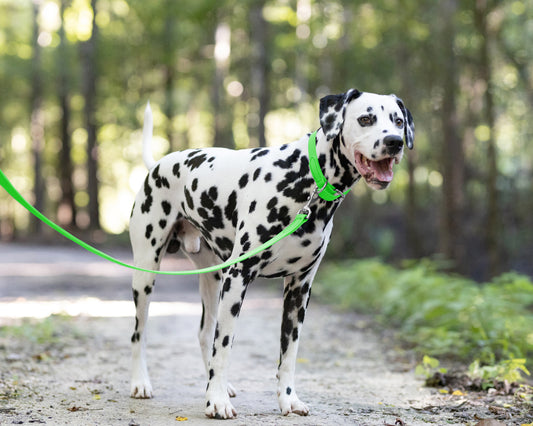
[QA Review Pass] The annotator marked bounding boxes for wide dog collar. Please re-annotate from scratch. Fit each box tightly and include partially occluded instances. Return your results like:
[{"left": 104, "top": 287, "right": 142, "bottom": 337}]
[{"left": 307, "top": 130, "right": 351, "bottom": 202}]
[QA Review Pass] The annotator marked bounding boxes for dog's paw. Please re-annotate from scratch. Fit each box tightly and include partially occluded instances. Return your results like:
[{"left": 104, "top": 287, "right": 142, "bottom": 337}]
[
  {"left": 130, "top": 381, "right": 153, "bottom": 399},
  {"left": 227, "top": 382, "right": 237, "bottom": 398},
  {"left": 205, "top": 392, "right": 237, "bottom": 419},
  {"left": 278, "top": 392, "right": 309, "bottom": 416}
]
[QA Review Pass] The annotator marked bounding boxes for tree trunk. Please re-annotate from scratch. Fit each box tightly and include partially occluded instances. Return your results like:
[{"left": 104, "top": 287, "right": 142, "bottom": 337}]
[
  {"left": 249, "top": 0, "right": 268, "bottom": 148},
  {"left": 58, "top": 0, "right": 76, "bottom": 227},
  {"left": 440, "top": 0, "right": 466, "bottom": 271},
  {"left": 81, "top": 0, "right": 100, "bottom": 230},
  {"left": 30, "top": 0, "right": 44, "bottom": 235},
  {"left": 475, "top": 0, "right": 501, "bottom": 277}
]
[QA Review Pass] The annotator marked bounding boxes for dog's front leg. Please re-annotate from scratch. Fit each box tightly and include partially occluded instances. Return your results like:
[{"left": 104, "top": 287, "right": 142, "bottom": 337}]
[
  {"left": 277, "top": 270, "right": 316, "bottom": 416},
  {"left": 204, "top": 264, "right": 254, "bottom": 419}
]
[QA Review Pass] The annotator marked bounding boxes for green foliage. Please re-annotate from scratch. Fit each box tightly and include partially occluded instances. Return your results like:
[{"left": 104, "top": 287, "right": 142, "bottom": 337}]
[
  {"left": 415, "top": 355, "right": 447, "bottom": 379},
  {"left": 468, "top": 358, "right": 530, "bottom": 386},
  {"left": 0, "top": 314, "right": 79, "bottom": 345},
  {"left": 316, "top": 259, "right": 533, "bottom": 368}
]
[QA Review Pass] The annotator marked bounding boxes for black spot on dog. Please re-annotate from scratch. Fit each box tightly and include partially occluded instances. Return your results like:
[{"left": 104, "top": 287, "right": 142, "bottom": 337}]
[
  {"left": 161, "top": 200, "right": 171, "bottom": 215},
  {"left": 374, "top": 140, "right": 380, "bottom": 149},
  {"left": 185, "top": 152, "right": 208, "bottom": 170},
  {"left": 152, "top": 165, "right": 170, "bottom": 188},
  {"left": 191, "top": 178, "right": 198, "bottom": 191},
  {"left": 144, "top": 285, "right": 152, "bottom": 295},
  {"left": 239, "top": 174, "right": 249, "bottom": 189},
  {"left": 131, "top": 332, "right": 140, "bottom": 343},
  {"left": 250, "top": 148, "right": 269, "bottom": 161},
  {"left": 225, "top": 191, "right": 237, "bottom": 225},
  {"left": 222, "top": 278, "right": 231, "bottom": 294},
  {"left": 273, "top": 149, "right": 301, "bottom": 169},
  {"left": 249, "top": 200, "right": 257, "bottom": 213},
  {"left": 222, "top": 335, "right": 230, "bottom": 347},
  {"left": 231, "top": 302, "right": 241, "bottom": 317},
  {"left": 301, "top": 239, "right": 311, "bottom": 247},
  {"left": 209, "top": 369, "right": 214, "bottom": 379},
  {"left": 280, "top": 144, "right": 289, "bottom": 151},
  {"left": 286, "top": 387, "right": 292, "bottom": 395},
  {"left": 145, "top": 224, "right": 153, "bottom": 239},
  {"left": 287, "top": 257, "right": 301, "bottom": 264},
  {"left": 172, "top": 163, "right": 181, "bottom": 178},
  {"left": 264, "top": 173, "right": 272, "bottom": 182},
  {"left": 298, "top": 307, "right": 306, "bottom": 323},
  {"left": 133, "top": 289, "right": 139, "bottom": 307},
  {"left": 208, "top": 186, "right": 218, "bottom": 201},
  {"left": 141, "top": 177, "right": 153, "bottom": 214},
  {"left": 200, "top": 191, "right": 214, "bottom": 209},
  {"left": 215, "top": 237, "right": 233, "bottom": 255},
  {"left": 185, "top": 187, "right": 194, "bottom": 210},
  {"left": 151, "top": 238, "right": 156, "bottom": 247},
  {"left": 267, "top": 197, "right": 278, "bottom": 210},
  {"left": 253, "top": 167, "right": 261, "bottom": 181}
]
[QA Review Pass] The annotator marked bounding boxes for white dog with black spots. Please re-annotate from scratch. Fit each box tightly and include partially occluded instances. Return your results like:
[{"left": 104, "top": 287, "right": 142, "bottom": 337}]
[{"left": 129, "top": 89, "right": 414, "bottom": 419}]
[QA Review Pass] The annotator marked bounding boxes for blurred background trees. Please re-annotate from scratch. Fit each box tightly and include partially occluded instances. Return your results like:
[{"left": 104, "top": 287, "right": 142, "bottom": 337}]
[{"left": 0, "top": 0, "right": 532, "bottom": 280}]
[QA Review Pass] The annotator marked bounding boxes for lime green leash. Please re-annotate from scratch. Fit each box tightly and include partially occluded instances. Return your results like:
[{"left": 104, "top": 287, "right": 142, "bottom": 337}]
[{"left": 0, "top": 131, "right": 346, "bottom": 275}]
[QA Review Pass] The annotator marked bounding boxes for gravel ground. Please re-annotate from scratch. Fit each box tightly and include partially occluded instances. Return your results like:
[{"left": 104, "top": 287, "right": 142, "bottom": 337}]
[{"left": 0, "top": 243, "right": 530, "bottom": 425}]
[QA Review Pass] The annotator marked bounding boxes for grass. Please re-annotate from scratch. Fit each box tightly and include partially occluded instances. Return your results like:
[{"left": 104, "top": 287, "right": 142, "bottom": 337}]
[{"left": 314, "top": 258, "right": 533, "bottom": 373}]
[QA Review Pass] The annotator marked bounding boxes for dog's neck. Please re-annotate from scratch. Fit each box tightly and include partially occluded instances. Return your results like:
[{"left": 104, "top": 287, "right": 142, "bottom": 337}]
[{"left": 313, "top": 129, "right": 361, "bottom": 193}]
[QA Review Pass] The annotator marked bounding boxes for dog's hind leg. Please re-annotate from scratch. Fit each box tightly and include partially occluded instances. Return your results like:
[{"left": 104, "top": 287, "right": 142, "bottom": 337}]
[
  {"left": 129, "top": 193, "right": 174, "bottom": 399},
  {"left": 276, "top": 267, "right": 318, "bottom": 416},
  {"left": 130, "top": 268, "right": 157, "bottom": 398}
]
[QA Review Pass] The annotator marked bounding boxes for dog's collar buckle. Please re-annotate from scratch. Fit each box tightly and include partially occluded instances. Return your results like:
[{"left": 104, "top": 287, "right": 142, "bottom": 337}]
[{"left": 307, "top": 131, "right": 350, "bottom": 202}]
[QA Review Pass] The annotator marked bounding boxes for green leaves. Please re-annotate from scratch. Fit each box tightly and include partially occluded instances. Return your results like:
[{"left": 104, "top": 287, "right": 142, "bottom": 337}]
[{"left": 316, "top": 259, "right": 533, "bottom": 369}]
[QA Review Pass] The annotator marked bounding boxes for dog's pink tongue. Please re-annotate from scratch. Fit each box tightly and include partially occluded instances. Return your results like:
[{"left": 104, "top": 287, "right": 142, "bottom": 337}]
[{"left": 371, "top": 159, "right": 393, "bottom": 182}]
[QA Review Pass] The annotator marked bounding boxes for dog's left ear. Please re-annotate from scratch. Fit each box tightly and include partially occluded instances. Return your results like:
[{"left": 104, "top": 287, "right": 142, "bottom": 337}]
[
  {"left": 393, "top": 95, "right": 415, "bottom": 150},
  {"left": 320, "top": 89, "right": 362, "bottom": 140}
]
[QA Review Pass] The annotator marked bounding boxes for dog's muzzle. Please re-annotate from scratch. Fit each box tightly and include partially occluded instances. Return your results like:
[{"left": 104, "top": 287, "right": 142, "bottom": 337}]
[{"left": 383, "top": 135, "right": 404, "bottom": 156}]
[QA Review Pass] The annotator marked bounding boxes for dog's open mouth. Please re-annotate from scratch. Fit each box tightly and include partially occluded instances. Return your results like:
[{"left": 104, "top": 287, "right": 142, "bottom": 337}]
[{"left": 354, "top": 151, "right": 396, "bottom": 185}]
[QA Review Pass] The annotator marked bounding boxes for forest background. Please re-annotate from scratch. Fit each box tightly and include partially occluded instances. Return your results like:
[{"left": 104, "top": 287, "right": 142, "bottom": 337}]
[{"left": 0, "top": 0, "right": 532, "bottom": 282}]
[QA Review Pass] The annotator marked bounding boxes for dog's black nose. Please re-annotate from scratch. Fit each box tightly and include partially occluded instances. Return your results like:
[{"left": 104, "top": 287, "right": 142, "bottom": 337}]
[{"left": 383, "top": 135, "right": 403, "bottom": 153}]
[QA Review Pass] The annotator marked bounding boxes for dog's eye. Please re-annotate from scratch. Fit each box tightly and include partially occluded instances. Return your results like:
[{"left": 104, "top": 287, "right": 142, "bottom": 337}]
[
  {"left": 395, "top": 118, "right": 404, "bottom": 127},
  {"left": 358, "top": 116, "right": 372, "bottom": 126}
]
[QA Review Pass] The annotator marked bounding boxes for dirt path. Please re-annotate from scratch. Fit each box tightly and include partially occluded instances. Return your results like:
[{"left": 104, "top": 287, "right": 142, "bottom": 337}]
[{"left": 0, "top": 243, "right": 527, "bottom": 425}]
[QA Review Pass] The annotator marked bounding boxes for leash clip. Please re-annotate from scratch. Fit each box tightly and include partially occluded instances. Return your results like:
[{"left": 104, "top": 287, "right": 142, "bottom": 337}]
[{"left": 297, "top": 184, "right": 323, "bottom": 219}]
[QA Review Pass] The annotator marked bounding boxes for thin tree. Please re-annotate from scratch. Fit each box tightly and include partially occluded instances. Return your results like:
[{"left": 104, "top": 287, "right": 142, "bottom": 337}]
[
  {"left": 58, "top": 0, "right": 76, "bottom": 227},
  {"left": 81, "top": 0, "right": 100, "bottom": 229},
  {"left": 475, "top": 0, "right": 502, "bottom": 276},
  {"left": 30, "top": 0, "right": 44, "bottom": 235},
  {"left": 440, "top": 0, "right": 466, "bottom": 271}
]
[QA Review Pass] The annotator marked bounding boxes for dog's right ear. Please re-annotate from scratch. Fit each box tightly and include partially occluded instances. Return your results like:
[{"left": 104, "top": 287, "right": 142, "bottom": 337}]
[{"left": 319, "top": 89, "right": 362, "bottom": 140}]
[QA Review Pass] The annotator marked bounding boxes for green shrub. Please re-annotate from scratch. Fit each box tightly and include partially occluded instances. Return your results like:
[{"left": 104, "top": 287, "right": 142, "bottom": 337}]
[{"left": 315, "top": 259, "right": 533, "bottom": 368}]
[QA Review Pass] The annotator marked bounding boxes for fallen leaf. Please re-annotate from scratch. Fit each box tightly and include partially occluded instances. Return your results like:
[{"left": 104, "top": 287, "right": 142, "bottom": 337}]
[
  {"left": 93, "top": 394, "right": 101, "bottom": 400},
  {"left": 439, "top": 389, "right": 449, "bottom": 394},
  {"left": 175, "top": 416, "right": 188, "bottom": 421},
  {"left": 452, "top": 390, "right": 465, "bottom": 396}
]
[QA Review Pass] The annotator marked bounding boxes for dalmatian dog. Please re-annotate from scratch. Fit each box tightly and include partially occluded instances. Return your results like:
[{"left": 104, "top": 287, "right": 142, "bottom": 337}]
[{"left": 129, "top": 89, "right": 414, "bottom": 419}]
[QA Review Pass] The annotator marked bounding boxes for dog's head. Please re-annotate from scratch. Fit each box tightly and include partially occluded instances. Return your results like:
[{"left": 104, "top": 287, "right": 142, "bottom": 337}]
[{"left": 320, "top": 89, "right": 414, "bottom": 190}]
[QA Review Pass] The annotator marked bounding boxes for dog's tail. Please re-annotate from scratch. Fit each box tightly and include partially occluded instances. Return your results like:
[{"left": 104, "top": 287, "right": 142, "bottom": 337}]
[{"left": 142, "top": 101, "right": 156, "bottom": 170}]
